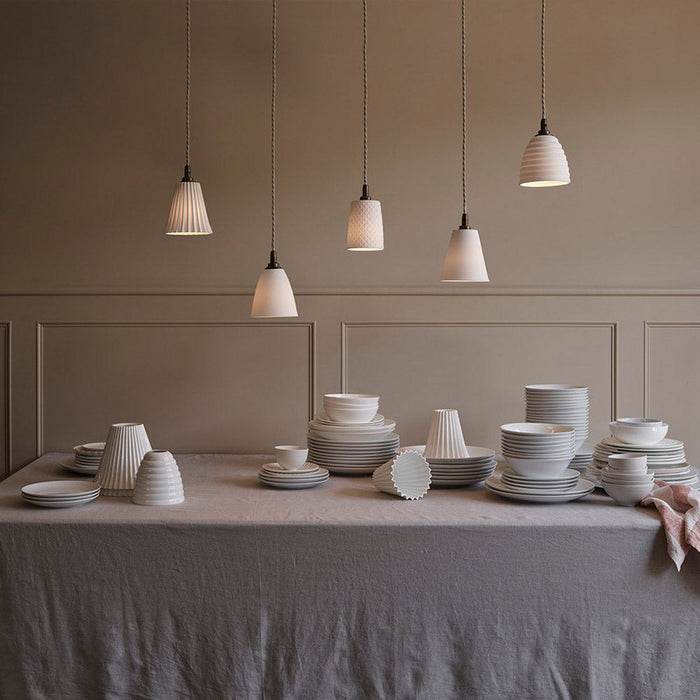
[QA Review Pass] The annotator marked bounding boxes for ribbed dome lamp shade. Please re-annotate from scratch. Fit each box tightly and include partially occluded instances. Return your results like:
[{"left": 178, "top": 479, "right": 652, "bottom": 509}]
[
  {"left": 165, "top": 0, "right": 213, "bottom": 235},
  {"left": 346, "top": 1, "right": 384, "bottom": 251},
  {"left": 519, "top": 0, "right": 570, "bottom": 188},
  {"left": 440, "top": 0, "right": 489, "bottom": 283},
  {"left": 251, "top": 0, "right": 298, "bottom": 318}
]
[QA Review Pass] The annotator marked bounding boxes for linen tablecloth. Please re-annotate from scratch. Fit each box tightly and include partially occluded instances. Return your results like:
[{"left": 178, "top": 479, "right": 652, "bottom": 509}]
[{"left": 0, "top": 454, "right": 698, "bottom": 699}]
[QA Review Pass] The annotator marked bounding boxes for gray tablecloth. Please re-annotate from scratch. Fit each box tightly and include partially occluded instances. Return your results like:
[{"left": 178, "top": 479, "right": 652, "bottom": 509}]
[{"left": 0, "top": 454, "right": 697, "bottom": 700}]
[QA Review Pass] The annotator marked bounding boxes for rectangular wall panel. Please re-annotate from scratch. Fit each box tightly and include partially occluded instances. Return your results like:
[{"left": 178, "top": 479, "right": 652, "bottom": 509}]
[
  {"left": 0, "top": 323, "right": 9, "bottom": 478},
  {"left": 343, "top": 322, "right": 617, "bottom": 453},
  {"left": 645, "top": 323, "right": 700, "bottom": 466},
  {"left": 38, "top": 322, "right": 315, "bottom": 454}
]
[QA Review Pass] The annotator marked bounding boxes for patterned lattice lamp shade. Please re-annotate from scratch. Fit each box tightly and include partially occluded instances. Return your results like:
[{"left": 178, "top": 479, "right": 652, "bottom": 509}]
[{"left": 347, "top": 198, "right": 384, "bottom": 251}]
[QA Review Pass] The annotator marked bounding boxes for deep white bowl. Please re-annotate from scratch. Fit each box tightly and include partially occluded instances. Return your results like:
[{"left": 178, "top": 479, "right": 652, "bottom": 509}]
[
  {"left": 502, "top": 455, "right": 573, "bottom": 479},
  {"left": 609, "top": 421, "right": 668, "bottom": 446},
  {"left": 607, "top": 453, "right": 648, "bottom": 472},
  {"left": 274, "top": 445, "right": 309, "bottom": 470},
  {"left": 602, "top": 480, "right": 653, "bottom": 506}
]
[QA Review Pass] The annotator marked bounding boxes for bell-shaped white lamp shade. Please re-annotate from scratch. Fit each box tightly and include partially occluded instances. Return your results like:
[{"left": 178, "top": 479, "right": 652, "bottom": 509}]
[
  {"left": 441, "top": 228, "right": 489, "bottom": 282},
  {"left": 165, "top": 181, "right": 213, "bottom": 235},
  {"left": 519, "top": 133, "right": 570, "bottom": 187},
  {"left": 251, "top": 266, "right": 298, "bottom": 318},
  {"left": 347, "top": 199, "right": 384, "bottom": 251}
]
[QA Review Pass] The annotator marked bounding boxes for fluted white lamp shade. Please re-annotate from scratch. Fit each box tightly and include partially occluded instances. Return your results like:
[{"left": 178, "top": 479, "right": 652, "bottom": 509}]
[
  {"left": 519, "top": 133, "right": 570, "bottom": 187},
  {"left": 347, "top": 199, "right": 384, "bottom": 251},
  {"left": 165, "top": 181, "right": 213, "bottom": 235},
  {"left": 251, "top": 267, "right": 298, "bottom": 318},
  {"left": 441, "top": 228, "right": 489, "bottom": 282}
]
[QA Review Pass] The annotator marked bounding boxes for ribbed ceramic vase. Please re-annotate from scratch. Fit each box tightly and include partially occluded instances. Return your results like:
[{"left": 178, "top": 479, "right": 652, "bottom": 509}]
[
  {"left": 372, "top": 450, "right": 431, "bottom": 500},
  {"left": 519, "top": 133, "right": 570, "bottom": 187},
  {"left": 132, "top": 450, "right": 184, "bottom": 506},
  {"left": 165, "top": 181, "right": 213, "bottom": 235},
  {"left": 347, "top": 199, "right": 384, "bottom": 251},
  {"left": 96, "top": 422, "right": 152, "bottom": 496},
  {"left": 424, "top": 409, "right": 469, "bottom": 459}
]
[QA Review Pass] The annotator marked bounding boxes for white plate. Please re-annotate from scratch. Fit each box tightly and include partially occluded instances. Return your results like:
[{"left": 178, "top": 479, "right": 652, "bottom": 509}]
[
  {"left": 426, "top": 446, "right": 496, "bottom": 463},
  {"left": 485, "top": 476, "right": 595, "bottom": 503},
  {"left": 308, "top": 418, "right": 396, "bottom": 432},
  {"left": 22, "top": 480, "right": 101, "bottom": 498},
  {"left": 261, "top": 462, "right": 321, "bottom": 474},
  {"left": 60, "top": 459, "right": 100, "bottom": 475},
  {"left": 259, "top": 474, "right": 328, "bottom": 484},
  {"left": 314, "top": 412, "right": 384, "bottom": 426},
  {"left": 23, "top": 493, "right": 98, "bottom": 504},
  {"left": 258, "top": 478, "right": 328, "bottom": 490}
]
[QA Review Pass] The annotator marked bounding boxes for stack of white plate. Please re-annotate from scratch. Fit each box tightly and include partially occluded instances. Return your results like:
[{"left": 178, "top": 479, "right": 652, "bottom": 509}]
[
  {"left": 525, "top": 385, "right": 589, "bottom": 451},
  {"left": 569, "top": 442, "right": 594, "bottom": 473},
  {"left": 21, "top": 480, "right": 101, "bottom": 508},
  {"left": 258, "top": 462, "right": 329, "bottom": 489},
  {"left": 399, "top": 444, "right": 496, "bottom": 487},
  {"left": 308, "top": 398, "right": 399, "bottom": 474},
  {"left": 485, "top": 470, "right": 594, "bottom": 504},
  {"left": 586, "top": 437, "right": 698, "bottom": 487},
  {"left": 60, "top": 442, "right": 105, "bottom": 475}
]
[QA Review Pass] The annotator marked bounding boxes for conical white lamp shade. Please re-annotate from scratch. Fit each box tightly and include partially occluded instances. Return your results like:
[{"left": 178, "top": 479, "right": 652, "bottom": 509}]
[
  {"left": 165, "top": 181, "right": 213, "bottom": 235},
  {"left": 347, "top": 199, "right": 384, "bottom": 251},
  {"left": 441, "top": 228, "right": 489, "bottom": 282},
  {"left": 519, "top": 133, "right": 570, "bottom": 187},
  {"left": 251, "top": 267, "right": 298, "bottom": 318}
]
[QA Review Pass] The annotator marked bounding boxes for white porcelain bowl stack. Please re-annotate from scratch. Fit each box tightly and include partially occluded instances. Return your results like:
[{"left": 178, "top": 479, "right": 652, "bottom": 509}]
[
  {"left": 600, "top": 453, "right": 655, "bottom": 506},
  {"left": 132, "top": 450, "right": 185, "bottom": 506},
  {"left": 323, "top": 394, "right": 379, "bottom": 424},
  {"left": 307, "top": 394, "right": 399, "bottom": 475},
  {"left": 95, "top": 422, "right": 152, "bottom": 496},
  {"left": 491, "top": 422, "right": 593, "bottom": 502},
  {"left": 608, "top": 418, "right": 668, "bottom": 446},
  {"left": 525, "top": 385, "right": 589, "bottom": 452},
  {"left": 258, "top": 462, "right": 329, "bottom": 489},
  {"left": 61, "top": 442, "right": 105, "bottom": 475},
  {"left": 585, "top": 419, "right": 698, "bottom": 487},
  {"left": 21, "top": 480, "right": 101, "bottom": 508},
  {"left": 372, "top": 450, "right": 431, "bottom": 500}
]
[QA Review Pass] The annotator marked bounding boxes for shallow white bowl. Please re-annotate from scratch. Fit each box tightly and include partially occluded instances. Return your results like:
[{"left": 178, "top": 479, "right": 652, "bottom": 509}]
[
  {"left": 324, "top": 393, "right": 379, "bottom": 405},
  {"left": 501, "top": 423, "right": 575, "bottom": 437},
  {"left": 616, "top": 417, "right": 664, "bottom": 426},
  {"left": 609, "top": 421, "right": 668, "bottom": 446},
  {"left": 603, "top": 480, "right": 653, "bottom": 506},
  {"left": 503, "top": 454, "right": 573, "bottom": 479}
]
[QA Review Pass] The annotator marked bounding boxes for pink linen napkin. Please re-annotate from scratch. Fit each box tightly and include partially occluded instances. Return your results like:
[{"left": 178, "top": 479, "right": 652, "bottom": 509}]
[{"left": 640, "top": 481, "right": 700, "bottom": 571}]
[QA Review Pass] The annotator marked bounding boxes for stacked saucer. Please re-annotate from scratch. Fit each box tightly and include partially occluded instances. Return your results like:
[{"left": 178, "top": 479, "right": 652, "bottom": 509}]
[
  {"left": 586, "top": 436, "right": 698, "bottom": 487},
  {"left": 569, "top": 442, "right": 594, "bottom": 473},
  {"left": 21, "top": 480, "right": 100, "bottom": 508},
  {"left": 307, "top": 394, "right": 399, "bottom": 475},
  {"left": 60, "top": 442, "right": 105, "bottom": 475},
  {"left": 485, "top": 470, "right": 594, "bottom": 504},
  {"left": 258, "top": 462, "right": 329, "bottom": 489},
  {"left": 525, "top": 385, "right": 589, "bottom": 451}
]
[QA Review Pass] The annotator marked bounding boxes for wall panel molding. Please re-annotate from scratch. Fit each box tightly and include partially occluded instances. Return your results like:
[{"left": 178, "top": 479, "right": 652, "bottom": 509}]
[
  {"left": 341, "top": 321, "right": 619, "bottom": 418},
  {"left": 36, "top": 320, "right": 316, "bottom": 456},
  {"left": 0, "top": 322, "right": 11, "bottom": 478},
  {"left": 643, "top": 322, "right": 700, "bottom": 417}
]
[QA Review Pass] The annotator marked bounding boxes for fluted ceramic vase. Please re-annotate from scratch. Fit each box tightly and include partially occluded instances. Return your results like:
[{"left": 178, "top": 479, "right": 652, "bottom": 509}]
[{"left": 96, "top": 422, "right": 152, "bottom": 496}]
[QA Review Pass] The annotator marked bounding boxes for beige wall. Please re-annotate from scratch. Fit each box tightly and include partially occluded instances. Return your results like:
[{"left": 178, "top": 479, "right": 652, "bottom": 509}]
[{"left": 1, "top": 1, "right": 699, "bottom": 475}]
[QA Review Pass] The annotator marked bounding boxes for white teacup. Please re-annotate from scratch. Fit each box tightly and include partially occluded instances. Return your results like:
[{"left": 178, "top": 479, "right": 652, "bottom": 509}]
[
  {"left": 607, "top": 453, "right": 647, "bottom": 472},
  {"left": 274, "top": 445, "right": 308, "bottom": 471}
]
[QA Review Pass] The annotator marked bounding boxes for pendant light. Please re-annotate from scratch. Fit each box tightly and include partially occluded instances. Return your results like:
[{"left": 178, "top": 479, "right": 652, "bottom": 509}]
[
  {"left": 165, "top": 0, "right": 213, "bottom": 235},
  {"left": 441, "top": 0, "right": 489, "bottom": 283},
  {"left": 251, "top": 0, "right": 298, "bottom": 318},
  {"left": 346, "top": 0, "right": 384, "bottom": 251},
  {"left": 519, "top": 0, "right": 570, "bottom": 187}
]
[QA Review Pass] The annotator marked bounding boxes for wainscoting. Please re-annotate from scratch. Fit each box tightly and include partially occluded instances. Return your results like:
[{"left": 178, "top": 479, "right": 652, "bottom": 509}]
[{"left": 0, "top": 289, "right": 698, "bottom": 476}]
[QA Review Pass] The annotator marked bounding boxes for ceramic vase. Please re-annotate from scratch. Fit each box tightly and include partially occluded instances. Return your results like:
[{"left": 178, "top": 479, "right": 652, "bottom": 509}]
[
  {"left": 132, "top": 450, "right": 184, "bottom": 506},
  {"left": 96, "top": 422, "right": 152, "bottom": 496}
]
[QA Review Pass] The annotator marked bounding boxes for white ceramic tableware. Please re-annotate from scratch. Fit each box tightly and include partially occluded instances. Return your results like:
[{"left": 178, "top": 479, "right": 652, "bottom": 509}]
[
  {"left": 372, "top": 450, "right": 431, "bottom": 500},
  {"left": 602, "top": 479, "right": 653, "bottom": 506},
  {"left": 502, "top": 455, "right": 574, "bottom": 479},
  {"left": 274, "top": 445, "right": 309, "bottom": 470},
  {"left": 609, "top": 420, "right": 668, "bottom": 446},
  {"left": 323, "top": 394, "right": 379, "bottom": 424},
  {"left": 501, "top": 423, "right": 576, "bottom": 437},
  {"left": 607, "top": 453, "right": 648, "bottom": 472},
  {"left": 132, "top": 450, "right": 184, "bottom": 506},
  {"left": 96, "top": 422, "right": 152, "bottom": 496},
  {"left": 485, "top": 475, "right": 595, "bottom": 503},
  {"left": 424, "top": 409, "right": 469, "bottom": 459},
  {"left": 616, "top": 417, "right": 664, "bottom": 426}
]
